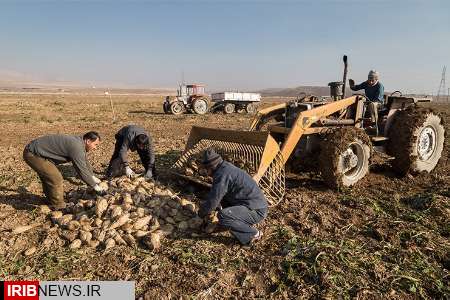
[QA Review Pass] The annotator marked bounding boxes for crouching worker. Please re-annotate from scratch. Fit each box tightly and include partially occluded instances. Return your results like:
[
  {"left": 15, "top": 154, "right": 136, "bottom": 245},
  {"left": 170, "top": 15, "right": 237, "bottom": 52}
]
[
  {"left": 23, "top": 132, "right": 107, "bottom": 210},
  {"left": 198, "top": 149, "right": 268, "bottom": 246},
  {"left": 106, "top": 125, "right": 155, "bottom": 179}
]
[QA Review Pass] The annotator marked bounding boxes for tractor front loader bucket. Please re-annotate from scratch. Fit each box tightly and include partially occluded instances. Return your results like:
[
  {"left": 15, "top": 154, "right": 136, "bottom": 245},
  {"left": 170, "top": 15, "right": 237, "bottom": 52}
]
[{"left": 172, "top": 126, "right": 285, "bottom": 205}]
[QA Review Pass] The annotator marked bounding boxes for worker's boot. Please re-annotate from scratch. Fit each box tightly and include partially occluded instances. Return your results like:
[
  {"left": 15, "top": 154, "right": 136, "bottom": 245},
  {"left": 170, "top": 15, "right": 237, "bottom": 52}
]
[
  {"left": 365, "top": 126, "right": 378, "bottom": 136},
  {"left": 49, "top": 201, "right": 67, "bottom": 211},
  {"left": 241, "top": 230, "right": 263, "bottom": 249}
]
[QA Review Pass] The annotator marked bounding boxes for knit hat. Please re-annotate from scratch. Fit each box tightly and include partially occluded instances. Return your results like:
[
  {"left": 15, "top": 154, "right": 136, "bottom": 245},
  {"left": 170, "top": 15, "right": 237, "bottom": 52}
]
[
  {"left": 202, "top": 148, "right": 223, "bottom": 169},
  {"left": 368, "top": 70, "right": 379, "bottom": 79}
]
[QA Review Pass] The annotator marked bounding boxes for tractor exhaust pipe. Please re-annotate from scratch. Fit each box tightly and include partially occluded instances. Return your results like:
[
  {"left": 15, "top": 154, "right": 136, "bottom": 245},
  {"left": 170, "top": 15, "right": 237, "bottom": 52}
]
[
  {"left": 327, "top": 55, "right": 348, "bottom": 100},
  {"left": 342, "top": 55, "right": 348, "bottom": 98}
]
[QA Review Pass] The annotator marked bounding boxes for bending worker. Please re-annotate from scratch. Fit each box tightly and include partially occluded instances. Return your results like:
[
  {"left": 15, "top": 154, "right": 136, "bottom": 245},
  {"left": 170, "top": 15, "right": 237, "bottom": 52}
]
[
  {"left": 198, "top": 148, "right": 268, "bottom": 246},
  {"left": 349, "top": 70, "right": 384, "bottom": 125},
  {"left": 106, "top": 125, "right": 155, "bottom": 179},
  {"left": 23, "top": 131, "right": 107, "bottom": 210}
]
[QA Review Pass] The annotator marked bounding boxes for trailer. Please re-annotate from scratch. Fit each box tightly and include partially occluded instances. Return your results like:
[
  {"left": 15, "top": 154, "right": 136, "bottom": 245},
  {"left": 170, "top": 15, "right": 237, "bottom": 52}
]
[{"left": 211, "top": 92, "right": 261, "bottom": 114}]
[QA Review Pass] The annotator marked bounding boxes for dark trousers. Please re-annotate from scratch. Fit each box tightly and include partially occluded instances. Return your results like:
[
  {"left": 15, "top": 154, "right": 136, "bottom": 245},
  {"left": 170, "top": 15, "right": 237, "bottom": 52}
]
[
  {"left": 106, "top": 136, "right": 155, "bottom": 177},
  {"left": 23, "top": 149, "right": 66, "bottom": 209},
  {"left": 106, "top": 136, "right": 124, "bottom": 177},
  {"left": 218, "top": 205, "right": 267, "bottom": 245}
]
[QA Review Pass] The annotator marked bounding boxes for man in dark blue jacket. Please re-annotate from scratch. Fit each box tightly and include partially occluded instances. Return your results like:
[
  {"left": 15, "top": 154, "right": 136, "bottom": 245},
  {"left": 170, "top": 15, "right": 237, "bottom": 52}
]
[
  {"left": 198, "top": 149, "right": 268, "bottom": 245},
  {"left": 106, "top": 125, "right": 155, "bottom": 179},
  {"left": 349, "top": 70, "right": 384, "bottom": 125}
]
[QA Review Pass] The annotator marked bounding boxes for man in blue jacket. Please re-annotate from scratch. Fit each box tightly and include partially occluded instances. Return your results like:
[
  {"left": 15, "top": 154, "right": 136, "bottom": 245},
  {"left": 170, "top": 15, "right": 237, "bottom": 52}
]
[
  {"left": 198, "top": 149, "right": 268, "bottom": 246},
  {"left": 349, "top": 70, "right": 384, "bottom": 125}
]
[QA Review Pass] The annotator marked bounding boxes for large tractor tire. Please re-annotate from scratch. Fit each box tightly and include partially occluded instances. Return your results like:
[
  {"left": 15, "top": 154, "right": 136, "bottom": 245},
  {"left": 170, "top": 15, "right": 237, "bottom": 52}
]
[
  {"left": 170, "top": 101, "right": 184, "bottom": 115},
  {"left": 192, "top": 98, "right": 209, "bottom": 115},
  {"left": 246, "top": 103, "right": 257, "bottom": 114},
  {"left": 319, "top": 127, "right": 372, "bottom": 189},
  {"left": 387, "top": 106, "right": 445, "bottom": 175},
  {"left": 224, "top": 103, "right": 235, "bottom": 114}
]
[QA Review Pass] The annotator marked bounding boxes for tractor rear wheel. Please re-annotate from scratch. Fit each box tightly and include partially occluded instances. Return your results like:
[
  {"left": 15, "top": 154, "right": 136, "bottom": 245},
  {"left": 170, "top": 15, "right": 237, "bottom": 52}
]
[
  {"left": 387, "top": 106, "right": 444, "bottom": 175},
  {"left": 246, "top": 103, "right": 257, "bottom": 114},
  {"left": 192, "top": 98, "right": 209, "bottom": 115},
  {"left": 170, "top": 102, "right": 184, "bottom": 115},
  {"left": 319, "top": 127, "right": 371, "bottom": 189},
  {"left": 224, "top": 103, "right": 235, "bottom": 114}
]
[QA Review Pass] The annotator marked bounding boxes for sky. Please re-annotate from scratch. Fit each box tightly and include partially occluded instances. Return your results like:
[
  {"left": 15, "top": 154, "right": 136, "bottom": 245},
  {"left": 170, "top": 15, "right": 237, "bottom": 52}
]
[{"left": 1, "top": 0, "right": 449, "bottom": 94}]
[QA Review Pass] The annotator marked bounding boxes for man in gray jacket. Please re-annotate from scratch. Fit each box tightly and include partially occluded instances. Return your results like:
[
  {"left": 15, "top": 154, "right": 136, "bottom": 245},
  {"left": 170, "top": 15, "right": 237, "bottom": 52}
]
[
  {"left": 23, "top": 132, "right": 107, "bottom": 209},
  {"left": 106, "top": 125, "right": 155, "bottom": 179},
  {"left": 198, "top": 149, "right": 268, "bottom": 246}
]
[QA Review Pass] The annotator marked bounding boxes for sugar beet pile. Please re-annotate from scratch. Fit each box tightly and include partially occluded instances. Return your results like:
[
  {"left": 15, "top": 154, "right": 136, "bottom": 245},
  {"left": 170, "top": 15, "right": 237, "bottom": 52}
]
[{"left": 39, "top": 176, "right": 204, "bottom": 252}]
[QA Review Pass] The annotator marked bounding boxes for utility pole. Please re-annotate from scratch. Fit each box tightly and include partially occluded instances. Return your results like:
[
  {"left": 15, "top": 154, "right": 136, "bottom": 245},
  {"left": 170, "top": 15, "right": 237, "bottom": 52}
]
[
  {"left": 105, "top": 90, "right": 116, "bottom": 123},
  {"left": 436, "top": 66, "right": 446, "bottom": 102}
]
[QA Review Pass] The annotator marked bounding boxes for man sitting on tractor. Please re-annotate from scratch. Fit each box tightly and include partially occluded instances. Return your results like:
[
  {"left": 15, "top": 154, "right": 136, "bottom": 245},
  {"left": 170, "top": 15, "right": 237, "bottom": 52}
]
[{"left": 349, "top": 70, "right": 384, "bottom": 126}]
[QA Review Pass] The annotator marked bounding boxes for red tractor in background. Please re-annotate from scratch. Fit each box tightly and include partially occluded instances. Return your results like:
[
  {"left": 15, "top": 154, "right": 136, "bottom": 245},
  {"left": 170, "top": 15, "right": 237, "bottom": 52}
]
[{"left": 163, "top": 83, "right": 210, "bottom": 115}]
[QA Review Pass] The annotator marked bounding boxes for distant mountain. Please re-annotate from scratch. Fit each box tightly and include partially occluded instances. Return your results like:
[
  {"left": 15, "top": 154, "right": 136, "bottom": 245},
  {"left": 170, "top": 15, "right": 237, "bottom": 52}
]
[
  {"left": 0, "top": 69, "right": 81, "bottom": 88},
  {"left": 0, "top": 70, "right": 175, "bottom": 95},
  {"left": 259, "top": 85, "right": 354, "bottom": 97},
  {"left": 0, "top": 70, "right": 36, "bottom": 86}
]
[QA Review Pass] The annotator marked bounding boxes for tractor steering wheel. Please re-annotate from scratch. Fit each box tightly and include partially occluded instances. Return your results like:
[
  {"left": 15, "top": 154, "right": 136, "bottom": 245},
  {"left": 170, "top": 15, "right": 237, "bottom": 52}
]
[{"left": 390, "top": 91, "right": 402, "bottom": 97}]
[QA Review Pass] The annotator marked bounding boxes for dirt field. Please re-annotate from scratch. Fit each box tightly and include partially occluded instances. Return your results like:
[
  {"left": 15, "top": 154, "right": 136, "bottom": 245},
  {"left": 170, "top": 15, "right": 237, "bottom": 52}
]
[{"left": 0, "top": 93, "right": 448, "bottom": 299}]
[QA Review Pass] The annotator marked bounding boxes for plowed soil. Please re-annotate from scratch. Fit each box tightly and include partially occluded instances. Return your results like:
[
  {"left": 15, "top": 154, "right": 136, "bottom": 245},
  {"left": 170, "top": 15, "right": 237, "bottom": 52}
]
[{"left": 0, "top": 93, "right": 448, "bottom": 299}]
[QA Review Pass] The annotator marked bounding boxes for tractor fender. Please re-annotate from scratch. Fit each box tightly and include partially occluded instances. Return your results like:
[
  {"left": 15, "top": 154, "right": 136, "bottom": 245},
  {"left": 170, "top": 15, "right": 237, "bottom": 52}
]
[
  {"left": 166, "top": 96, "right": 187, "bottom": 105},
  {"left": 190, "top": 95, "right": 211, "bottom": 103}
]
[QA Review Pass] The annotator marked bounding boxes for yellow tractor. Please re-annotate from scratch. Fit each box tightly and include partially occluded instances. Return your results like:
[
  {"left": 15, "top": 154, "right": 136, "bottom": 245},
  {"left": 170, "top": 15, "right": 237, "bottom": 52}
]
[{"left": 172, "top": 56, "right": 445, "bottom": 205}]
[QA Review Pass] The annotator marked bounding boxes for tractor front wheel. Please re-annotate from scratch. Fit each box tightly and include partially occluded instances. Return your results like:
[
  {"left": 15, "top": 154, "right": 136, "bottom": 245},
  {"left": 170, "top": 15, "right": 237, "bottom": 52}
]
[
  {"left": 192, "top": 98, "right": 209, "bottom": 115},
  {"left": 170, "top": 102, "right": 184, "bottom": 115},
  {"left": 387, "top": 106, "right": 444, "bottom": 175},
  {"left": 319, "top": 128, "right": 371, "bottom": 189}
]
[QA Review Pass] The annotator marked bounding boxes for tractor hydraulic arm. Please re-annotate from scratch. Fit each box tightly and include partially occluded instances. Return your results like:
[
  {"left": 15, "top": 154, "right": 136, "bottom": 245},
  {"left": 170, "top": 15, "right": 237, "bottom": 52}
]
[
  {"left": 249, "top": 102, "right": 287, "bottom": 131},
  {"left": 252, "top": 96, "right": 357, "bottom": 182}
]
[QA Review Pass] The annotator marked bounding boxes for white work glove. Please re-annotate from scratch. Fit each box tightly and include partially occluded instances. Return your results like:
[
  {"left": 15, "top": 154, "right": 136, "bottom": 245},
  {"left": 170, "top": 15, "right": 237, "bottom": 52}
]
[
  {"left": 144, "top": 169, "right": 153, "bottom": 179},
  {"left": 125, "top": 166, "right": 135, "bottom": 178},
  {"left": 93, "top": 184, "right": 107, "bottom": 196},
  {"left": 92, "top": 176, "right": 102, "bottom": 184}
]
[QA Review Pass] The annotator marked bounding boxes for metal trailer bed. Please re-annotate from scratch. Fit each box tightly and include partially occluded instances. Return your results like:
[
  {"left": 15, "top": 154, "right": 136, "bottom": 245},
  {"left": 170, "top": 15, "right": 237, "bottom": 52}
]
[{"left": 210, "top": 92, "right": 261, "bottom": 114}]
